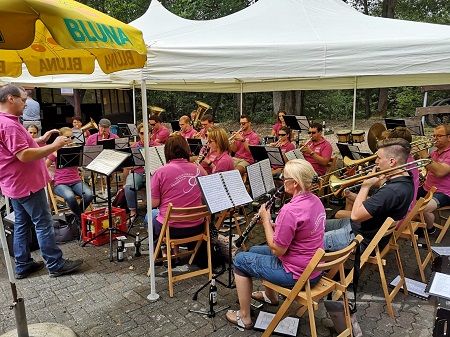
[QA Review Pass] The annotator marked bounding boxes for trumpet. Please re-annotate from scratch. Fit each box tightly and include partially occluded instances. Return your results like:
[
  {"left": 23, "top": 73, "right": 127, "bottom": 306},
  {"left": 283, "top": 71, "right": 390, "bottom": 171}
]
[
  {"left": 229, "top": 128, "right": 243, "bottom": 144},
  {"left": 298, "top": 140, "right": 312, "bottom": 151},
  {"left": 322, "top": 158, "right": 432, "bottom": 199}
]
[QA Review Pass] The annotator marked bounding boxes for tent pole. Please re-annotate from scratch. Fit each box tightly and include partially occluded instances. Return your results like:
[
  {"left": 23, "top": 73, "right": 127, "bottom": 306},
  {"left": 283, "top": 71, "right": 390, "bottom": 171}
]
[
  {"left": 141, "top": 78, "right": 159, "bottom": 302},
  {"left": 352, "top": 77, "right": 357, "bottom": 131},
  {"left": 240, "top": 81, "right": 243, "bottom": 116},
  {"left": 132, "top": 84, "right": 136, "bottom": 126}
]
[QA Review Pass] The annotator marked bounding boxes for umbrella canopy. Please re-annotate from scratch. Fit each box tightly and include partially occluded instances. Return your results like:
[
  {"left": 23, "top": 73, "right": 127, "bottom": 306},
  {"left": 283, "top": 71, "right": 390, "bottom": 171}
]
[{"left": 0, "top": 0, "right": 148, "bottom": 77}]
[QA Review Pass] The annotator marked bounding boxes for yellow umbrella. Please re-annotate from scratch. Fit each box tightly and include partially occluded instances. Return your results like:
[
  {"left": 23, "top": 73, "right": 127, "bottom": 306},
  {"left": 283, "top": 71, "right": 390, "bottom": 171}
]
[{"left": 0, "top": 0, "right": 147, "bottom": 77}]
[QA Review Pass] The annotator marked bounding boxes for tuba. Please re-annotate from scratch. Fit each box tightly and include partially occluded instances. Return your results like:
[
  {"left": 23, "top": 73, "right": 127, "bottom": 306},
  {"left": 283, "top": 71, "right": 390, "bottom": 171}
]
[
  {"left": 81, "top": 117, "right": 98, "bottom": 132},
  {"left": 149, "top": 106, "right": 165, "bottom": 116},
  {"left": 193, "top": 101, "right": 211, "bottom": 130}
]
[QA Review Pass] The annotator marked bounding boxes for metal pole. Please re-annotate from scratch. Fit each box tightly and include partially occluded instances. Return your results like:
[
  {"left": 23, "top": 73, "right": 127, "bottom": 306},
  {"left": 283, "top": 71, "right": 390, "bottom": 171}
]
[{"left": 352, "top": 77, "right": 357, "bottom": 131}]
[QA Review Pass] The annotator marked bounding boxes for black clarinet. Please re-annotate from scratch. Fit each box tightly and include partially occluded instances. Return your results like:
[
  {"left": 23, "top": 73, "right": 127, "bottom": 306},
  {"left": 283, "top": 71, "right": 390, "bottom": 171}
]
[
  {"left": 234, "top": 185, "right": 285, "bottom": 248},
  {"left": 196, "top": 143, "right": 209, "bottom": 164}
]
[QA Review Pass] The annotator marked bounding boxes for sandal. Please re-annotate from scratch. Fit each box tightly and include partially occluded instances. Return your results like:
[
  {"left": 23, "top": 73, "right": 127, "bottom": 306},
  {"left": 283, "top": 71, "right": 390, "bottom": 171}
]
[
  {"left": 251, "top": 291, "right": 279, "bottom": 306},
  {"left": 226, "top": 310, "right": 254, "bottom": 330}
]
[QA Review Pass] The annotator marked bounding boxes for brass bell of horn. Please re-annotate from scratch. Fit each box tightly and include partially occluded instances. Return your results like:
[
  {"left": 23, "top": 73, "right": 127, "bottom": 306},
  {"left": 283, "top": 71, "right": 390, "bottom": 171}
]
[
  {"left": 149, "top": 106, "right": 165, "bottom": 116},
  {"left": 81, "top": 117, "right": 98, "bottom": 131},
  {"left": 193, "top": 100, "right": 211, "bottom": 130}
]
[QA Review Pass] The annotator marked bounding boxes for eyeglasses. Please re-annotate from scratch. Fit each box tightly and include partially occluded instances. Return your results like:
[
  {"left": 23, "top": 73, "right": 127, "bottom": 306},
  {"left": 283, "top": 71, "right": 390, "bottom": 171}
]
[
  {"left": 281, "top": 177, "right": 294, "bottom": 182},
  {"left": 308, "top": 131, "right": 317, "bottom": 135},
  {"left": 149, "top": 123, "right": 156, "bottom": 127},
  {"left": 433, "top": 134, "right": 449, "bottom": 138},
  {"left": 278, "top": 133, "right": 287, "bottom": 136},
  {"left": 240, "top": 122, "right": 248, "bottom": 125},
  {"left": 139, "top": 132, "right": 145, "bottom": 135}
]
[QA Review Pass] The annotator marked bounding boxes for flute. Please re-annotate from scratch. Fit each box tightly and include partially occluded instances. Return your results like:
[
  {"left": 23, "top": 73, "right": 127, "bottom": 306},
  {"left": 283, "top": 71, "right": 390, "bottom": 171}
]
[{"left": 234, "top": 185, "right": 285, "bottom": 248}]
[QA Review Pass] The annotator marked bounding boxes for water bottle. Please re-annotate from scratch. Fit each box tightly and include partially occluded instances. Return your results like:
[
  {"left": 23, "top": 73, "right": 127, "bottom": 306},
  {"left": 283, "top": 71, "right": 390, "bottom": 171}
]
[
  {"left": 117, "top": 239, "right": 124, "bottom": 262},
  {"left": 209, "top": 278, "right": 218, "bottom": 306},
  {"left": 134, "top": 233, "right": 141, "bottom": 257}
]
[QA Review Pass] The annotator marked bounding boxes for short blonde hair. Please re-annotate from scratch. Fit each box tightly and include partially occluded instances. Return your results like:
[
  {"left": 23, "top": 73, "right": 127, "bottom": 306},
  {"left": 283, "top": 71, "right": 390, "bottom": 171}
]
[
  {"left": 283, "top": 159, "right": 317, "bottom": 193},
  {"left": 207, "top": 126, "right": 230, "bottom": 153},
  {"left": 59, "top": 127, "right": 72, "bottom": 136}
]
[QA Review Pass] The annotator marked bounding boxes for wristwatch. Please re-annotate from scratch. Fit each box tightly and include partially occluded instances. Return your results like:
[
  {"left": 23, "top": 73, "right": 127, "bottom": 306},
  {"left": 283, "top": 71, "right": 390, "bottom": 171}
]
[
  {"left": 241, "top": 139, "right": 246, "bottom": 143},
  {"left": 310, "top": 151, "right": 315, "bottom": 156}
]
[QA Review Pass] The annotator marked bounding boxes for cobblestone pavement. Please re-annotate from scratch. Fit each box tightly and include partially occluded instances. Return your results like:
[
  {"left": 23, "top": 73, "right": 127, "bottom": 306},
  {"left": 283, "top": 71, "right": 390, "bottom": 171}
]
[{"left": 0, "top": 204, "right": 446, "bottom": 337}]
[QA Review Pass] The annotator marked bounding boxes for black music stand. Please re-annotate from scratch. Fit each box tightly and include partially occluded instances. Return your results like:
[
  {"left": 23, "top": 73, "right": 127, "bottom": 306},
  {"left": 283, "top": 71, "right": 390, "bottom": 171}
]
[
  {"left": 117, "top": 123, "right": 138, "bottom": 138},
  {"left": 72, "top": 130, "right": 85, "bottom": 145},
  {"left": 97, "top": 138, "right": 115, "bottom": 150},
  {"left": 283, "top": 115, "right": 310, "bottom": 145},
  {"left": 188, "top": 138, "right": 203, "bottom": 156},
  {"left": 249, "top": 145, "right": 285, "bottom": 167},
  {"left": 56, "top": 145, "right": 83, "bottom": 169},
  {"left": 83, "top": 145, "right": 103, "bottom": 203},
  {"left": 385, "top": 118, "right": 425, "bottom": 136},
  {"left": 170, "top": 120, "right": 181, "bottom": 132},
  {"left": 83, "top": 149, "right": 132, "bottom": 261}
]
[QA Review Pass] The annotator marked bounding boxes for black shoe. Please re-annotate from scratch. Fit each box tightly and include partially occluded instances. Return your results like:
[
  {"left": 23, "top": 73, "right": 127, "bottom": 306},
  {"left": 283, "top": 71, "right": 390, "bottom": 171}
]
[
  {"left": 16, "top": 261, "right": 45, "bottom": 279},
  {"left": 416, "top": 226, "right": 436, "bottom": 238},
  {"left": 49, "top": 259, "right": 83, "bottom": 278}
]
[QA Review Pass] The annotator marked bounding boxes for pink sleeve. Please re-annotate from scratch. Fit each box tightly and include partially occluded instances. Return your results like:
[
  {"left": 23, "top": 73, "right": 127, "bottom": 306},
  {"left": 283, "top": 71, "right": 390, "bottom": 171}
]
[
  {"left": 320, "top": 141, "right": 332, "bottom": 160},
  {"left": 159, "top": 127, "right": 171, "bottom": 143},
  {"left": 151, "top": 171, "right": 162, "bottom": 199},
  {"left": 249, "top": 132, "right": 260, "bottom": 146}
]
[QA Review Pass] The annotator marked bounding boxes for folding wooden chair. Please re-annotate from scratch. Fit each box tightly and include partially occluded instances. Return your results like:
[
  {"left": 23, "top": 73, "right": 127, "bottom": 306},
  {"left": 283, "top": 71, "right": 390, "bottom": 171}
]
[
  {"left": 47, "top": 182, "right": 92, "bottom": 216},
  {"left": 214, "top": 207, "right": 249, "bottom": 251},
  {"left": 333, "top": 217, "right": 402, "bottom": 318},
  {"left": 148, "top": 203, "right": 212, "bottom": 297},
  {"left": 261, "top": 235, "right": 363, "bottom": 337},
  {"left": 434, "top": 204, "right": 450, "bottom": 244}
]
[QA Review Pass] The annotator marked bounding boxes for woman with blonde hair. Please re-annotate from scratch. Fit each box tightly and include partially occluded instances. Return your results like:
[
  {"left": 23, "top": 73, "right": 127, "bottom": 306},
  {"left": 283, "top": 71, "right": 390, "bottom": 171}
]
[{"left": 199, "top": 126, "right": 234, "bottom": 174}]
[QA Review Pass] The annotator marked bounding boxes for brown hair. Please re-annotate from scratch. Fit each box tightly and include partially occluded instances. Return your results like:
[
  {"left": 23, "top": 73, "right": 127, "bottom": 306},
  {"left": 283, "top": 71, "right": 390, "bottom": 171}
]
[
  {"left": 149, "top": 115, "right": 161, "bottom": 123},
  {"left": 376, "top": 138, "right": 411, "bottom": 164},
  {"left": 381, "top": 126, "right": 412, "bottom": 143},
  {"left": 164, "top": 135, "right": 191, "bottom": 161},
  {"left": 277, "top": 111, "right": 286, "bottom": 123},
  {"left": 309, "top": 122, "right": 323, "bottom": 132},
  {"left": 200, "top": 114, "right": 213, "bottom": 123}
]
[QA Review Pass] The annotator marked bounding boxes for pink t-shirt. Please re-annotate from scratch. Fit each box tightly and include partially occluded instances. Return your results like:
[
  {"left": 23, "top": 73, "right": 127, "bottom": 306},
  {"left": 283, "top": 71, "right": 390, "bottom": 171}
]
[
  {"left": 47, "top": 153, "right": 81, "bottom": 186},
  {"left": 85, "top": 132, "right": 119, "bottom": 146},
  {"left": 304, "top": 138, "right": 332, "bottom": 176},
  {"left": 212, "top": 152, "right": 234, "bottom": 174},
  {"left": 180, "top": 127, "right": 196, "bottom": 139},
  {"left": 233, "top": 130, "right": 260, "bottom": 164},
  {"left": 0, "top": 112, "right": 51, "bottom": 198},
  {"left": 152, "top": 159, "right": 204, "bottom": 228},
  {"left": 425, "top": 146, "right": 450, "bottom": 196},
  {"left": 150, "top": 125, "right": 170, "bottom": 146},
  {"left": 272, "top": 123, "right": 282, "bottom": 137},
  {"left": 273, "top": 192, "right": 325, "bottom": 280}
]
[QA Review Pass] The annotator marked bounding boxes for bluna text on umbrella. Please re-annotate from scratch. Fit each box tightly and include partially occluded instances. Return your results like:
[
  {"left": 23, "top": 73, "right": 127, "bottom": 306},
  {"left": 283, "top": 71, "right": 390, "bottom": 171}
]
[{"left": 64, "top": 19, "right": 132, "bottom": 46}]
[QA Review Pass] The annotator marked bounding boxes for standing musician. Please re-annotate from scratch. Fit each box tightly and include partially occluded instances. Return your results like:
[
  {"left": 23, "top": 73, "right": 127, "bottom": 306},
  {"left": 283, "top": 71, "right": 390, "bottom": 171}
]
[
  {"left": 72, "top": 116, "right": 90, "bottom": 138},
  {"left": 324, "top": 138, "right": 414, "bottom": 251},
  {"left": 85, "top": 118, "right": 118, "bottom": 145},
  {"left": 230, "top": 114, "right": 260, "bottom": 176},
  {"left": 417, "top": 124, "right": 450, "bottom": 235},
  {"left": 226, "top": 159, "right": 325, "bottom": 330},
  {"left": 46, "top": 127, "right": 94, "bottom": 223},
  {"left": 269, "top": 126, "right": 295, "bottom": 176},
  {"left": 270, "top": 110, "right": 294, "bottom": 139},
  {"left": 177, "top": 115, "right": 196, "bottom": 139},
  {"left": 198, "top": 126, "right": 234, "bottom": 174},
  {"left": 194, "top": 114, "right": 214, "bottom": 139},
  {"left": 299, "top": 122, "right": 332, "bottom": 176},
  {"left": 149, "top": 114, "right": 170, "bottom": 146}
]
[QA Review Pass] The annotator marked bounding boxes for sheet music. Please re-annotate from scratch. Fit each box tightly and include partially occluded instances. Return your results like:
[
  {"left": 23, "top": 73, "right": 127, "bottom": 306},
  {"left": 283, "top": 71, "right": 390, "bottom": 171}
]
[
  {"left": 266, "top": 146, "right": 285, "bottom": 166},
  {"left": 127, "top": 124, "right": 138, "bottom": 136},
  {"left": 197, "top": 174, "right": 234, "bottom": 214},
  {"left": 86, "top": 149, "right": 130, "bottom": 176},
  {"left": 254, "top": 311, "right": 299, "bottom": 336},
  {"left": 285, "top": 149, "right": 304, "bottom": 161},
  {"left": 431, "top": 246, "right": 450, "bottom": 256},
  {"left": 131, "top": 148, "right": 145, "bottom": 166},
  {"left": 426, "top": 272, "right": 450, "bottom": 300},
  {"left": 82, "top": 145, "right": 103, "bottom": 166},
  {"left": 72, "top": 129, "right": 84, "bottom": 144},
  {"left": 260, "top": 159, "right": 276, "bottom": 192},
  {"left": 221, "top": 170, "right": 253, "bottom": 207},
  {"left": 146, "top": 146, "right": 166, "bottom": 175},
  {"left": 389, "top": 275, "right": 429, "bottom": 300},
  {"left": 115, "top": 138, "right": 129, "bottom": 149},
  {"left": 246, "top": 163, "right": 266, "bottom": 200}
]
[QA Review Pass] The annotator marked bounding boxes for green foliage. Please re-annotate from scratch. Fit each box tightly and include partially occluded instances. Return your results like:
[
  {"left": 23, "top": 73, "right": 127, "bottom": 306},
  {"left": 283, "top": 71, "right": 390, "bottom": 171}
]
[{"left": 77, "top": 0, "right": 149, "bottom": 23}]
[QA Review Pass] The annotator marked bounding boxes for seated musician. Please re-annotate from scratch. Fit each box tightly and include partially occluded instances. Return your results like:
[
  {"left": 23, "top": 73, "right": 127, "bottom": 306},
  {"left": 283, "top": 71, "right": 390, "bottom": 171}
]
[
  {"left": 194, "top": 114, "right": 214, "bottom": 139},
  {"left": 46, "top": 127, "right": 94, "bottom": 223},
  {"left": 71, "top": 116, "right": 90, "bottom": 138},
  {"left": 269, "top": 126, "right": 295, "bottom": 177},
  {"left": 85, "top": 118, "right": 118, "bottom": 145},
  {"left": 226, "top": 159, "right": 325, "bottom": 330},
  {"left": 178, "top": 115, "right": 196, "bottom": 139},
  {"left": 417, "top": 124, "right": 450, "bottom": 236},
  {"left": 324, "top": 138, "right": 414, "bottom": 251},
  {"left": 299, "top": 122, "right": 332, "bottom": 176},
  {"left": 148, "top": 135, "right": 205, "bottom": 265},
  {"left": 149, "top": 114, "right": 170, "bottom": 146},
  {"left": 123, "top": 123, "right": 146, "bottom": 223},
  {"left": 198, "top": 126, "right": 234, "bottom": 174},
  {"left": 269, "top": 110, "right": 294, "bottom": 139},
  {"left": 230, "top": 114, "right": 260, "bottom": 176}
]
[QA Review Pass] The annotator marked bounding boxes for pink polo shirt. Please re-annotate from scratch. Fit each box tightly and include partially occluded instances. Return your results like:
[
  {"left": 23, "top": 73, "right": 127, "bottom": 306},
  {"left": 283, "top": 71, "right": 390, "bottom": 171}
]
[
  {"left": 85, "top": 132, "right": 119, "bottom": 146},
  {"left": 273, "top": 141, "right": 295, "bottom": 169},
  {"left": 425, "top": 146, "right": 450, "bottom": 196},
  {"left": 150, "top": 125, "right": 170, "bottom": 146},
  {"left": 233, "top": 130, "right": 260, "bottom": 164},
  {"left": 201, "top": 151, "right": 217, "bottom": 174},
  {"left": 274, "top": 192, "right": 325, "bottom": 280},
  {"left": 152, "top": 158, "right": 204, "bottom": 228},
  {"left": 47, "top": 153, "right": 81, "bottom": 187},
  {"left": 180, "top": 127, "right": 196, "bottom": 139},
  {"left": 212, "top": 151, "right": 234, "bottom": 174},
  {"left": 272, "top": 123, "right": 282, "bottom": 137},
  {"left": 0, "top": 112, "right": 51, "bottom": 198},
  {"left": 304, "top": 138, "right": 332, "bottom": 176}
]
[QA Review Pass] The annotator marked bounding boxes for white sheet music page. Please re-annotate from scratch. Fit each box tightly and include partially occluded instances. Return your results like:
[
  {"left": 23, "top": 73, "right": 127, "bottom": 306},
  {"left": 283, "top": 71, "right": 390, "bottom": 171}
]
[
  {"left": 148, "top": 146, "right": 166, "bottom": 175},
  {"left": 285, "top": 149, "right": 304, "bottom": 161},
  {"left": 197, "top": 174, "right": 233, "bottom": 214},
  {"left": 427, "top": 272, "right": 450, "bottom": 300},
  {"left": 86, "top": 149, "right": 130, "bottom": 176},
  {"left": 254, "top": 311, "right": 299, "bottom": 336},
  {"left": 260, "top": 159, "right": 276, "bottom": 192},
  {"left": 222, "top": 170, "right": 253, "bottom": 207},
  {"left": 83, "top": 145, "right": 103, "bottom": 167},
  {"left": 247, "top": 163, "right": 266, "bottom": 200},
  {"left": 431, "top": 246, "right": 450, "bottom": 256}
]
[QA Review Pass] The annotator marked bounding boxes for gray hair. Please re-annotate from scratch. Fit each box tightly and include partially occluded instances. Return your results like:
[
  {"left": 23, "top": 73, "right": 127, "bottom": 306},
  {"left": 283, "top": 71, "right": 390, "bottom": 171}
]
[{"left": 0, "top": 84, "right": 25, "bottom": 103}]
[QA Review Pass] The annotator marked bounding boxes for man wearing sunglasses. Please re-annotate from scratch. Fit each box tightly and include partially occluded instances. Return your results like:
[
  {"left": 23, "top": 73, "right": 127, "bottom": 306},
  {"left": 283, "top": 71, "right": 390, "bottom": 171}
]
[
  {"left": 230, "top": 114, "right": 260, "bottom": 176},
  {"left": 417, "top": 124, "right": 450, "bottom": 236},
  {"left": 149, "top": 114, "right": 170, "bottom": 146},
  {"left": 299, "top": 122, "right": 332, "bottom": 175}
]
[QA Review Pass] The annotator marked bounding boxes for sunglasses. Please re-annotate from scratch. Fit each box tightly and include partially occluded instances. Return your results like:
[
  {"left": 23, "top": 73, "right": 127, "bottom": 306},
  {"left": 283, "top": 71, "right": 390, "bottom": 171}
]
[
  {"left": 308, "top": 131, "right": 317, "bottom": 135},
  {"left": 240, "top": 122, "right": 248, "bottom": 125},
  {"left": 149, "top": 123, "right": 156, "bottom": 127},
  {"left": 139, "top": 132, "right": 145, "bottom": 135},
  {"left": 278, "top": 133, "right": 287, "bottom": 136}
]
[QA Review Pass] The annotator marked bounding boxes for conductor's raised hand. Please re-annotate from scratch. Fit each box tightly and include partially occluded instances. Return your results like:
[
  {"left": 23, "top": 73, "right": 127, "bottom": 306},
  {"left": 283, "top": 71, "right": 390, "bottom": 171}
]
[
  {"left": 53, "top": 135, "right": 72, "bottom": 149},
  {"left": 40, "top": 129, "right": 59, "bottom": 143}
]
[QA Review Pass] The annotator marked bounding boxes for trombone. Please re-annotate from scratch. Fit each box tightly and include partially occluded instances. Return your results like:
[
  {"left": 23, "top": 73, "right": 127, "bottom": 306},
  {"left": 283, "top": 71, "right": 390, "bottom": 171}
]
[{"left": 321, "top": 158, "right": 431, "bottom": 199}]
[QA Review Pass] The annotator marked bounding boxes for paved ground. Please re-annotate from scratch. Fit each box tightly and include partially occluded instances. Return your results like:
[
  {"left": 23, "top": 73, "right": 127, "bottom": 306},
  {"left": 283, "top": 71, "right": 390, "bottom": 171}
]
[{"left": 0, "top": 200, "right": 446, "bottom": 337}]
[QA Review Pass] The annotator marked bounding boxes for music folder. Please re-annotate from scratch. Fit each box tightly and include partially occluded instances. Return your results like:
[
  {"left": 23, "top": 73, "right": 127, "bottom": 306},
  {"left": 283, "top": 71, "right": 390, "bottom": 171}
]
[
  {"left": 246, "top": 159, "right": 276, "bottom": 200},
  {"left": 56, "top": 145, "right": 83, "bottom": 169}
]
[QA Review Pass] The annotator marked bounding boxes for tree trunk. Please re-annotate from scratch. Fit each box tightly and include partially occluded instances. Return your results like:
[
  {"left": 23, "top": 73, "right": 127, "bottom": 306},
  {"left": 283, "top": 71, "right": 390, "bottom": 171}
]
[
  {"left": 364, "top": 89, "right": 371, "bottom": 119},
  {"left": 273, "top": 90, "right": 302, "bottom": 115}
]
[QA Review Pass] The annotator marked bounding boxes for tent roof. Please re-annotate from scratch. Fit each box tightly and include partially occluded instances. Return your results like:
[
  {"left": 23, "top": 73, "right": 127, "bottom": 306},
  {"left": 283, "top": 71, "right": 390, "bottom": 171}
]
[{"left": 110, "top": 0, "right": 450, "bottom": 93}]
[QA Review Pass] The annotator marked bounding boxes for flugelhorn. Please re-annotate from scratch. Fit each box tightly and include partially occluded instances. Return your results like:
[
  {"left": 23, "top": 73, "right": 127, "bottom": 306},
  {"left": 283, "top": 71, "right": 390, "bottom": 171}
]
[
  {"left": 149, "top": 106, "right": 165, "bottom": 116},
  {"left": 324, "top": 158, "right": 431, "bottom": 198},
  {"left": 81, "top": 117, "right": 98, "bottom": 132},
  {"left": 193, "top": 101, "right": 211, "bottom": 130},
  {"left": 229, "top": 128, "right": 243, "bottom": 144}
]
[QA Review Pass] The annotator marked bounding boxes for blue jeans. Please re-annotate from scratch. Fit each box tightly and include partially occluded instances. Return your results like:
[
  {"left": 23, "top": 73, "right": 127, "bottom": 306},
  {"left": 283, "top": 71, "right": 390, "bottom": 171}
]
[
  {"left": 11, "top": 188, "right": 65, "bottom": 274},
  {"left": 144, "top": 209, "right": 160, "bottom": 230},
  {"left": 124, "top": 172, "right": 145, "bottom": 211},
  {"left": 324, "top": 218, "right": 356, "bottom": 252},
  {"left": 54, "top": 181, "right": 94, "bottom": 219},
  {"left": 234, "top": 245, "right": 297, "bottom": 288}
]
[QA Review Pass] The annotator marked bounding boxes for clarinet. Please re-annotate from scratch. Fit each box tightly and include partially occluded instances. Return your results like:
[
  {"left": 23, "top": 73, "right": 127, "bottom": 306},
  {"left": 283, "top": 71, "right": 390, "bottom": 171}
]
[
  {"left": 234, "top": 185, "right": 285, "bottom": 248},
  {"left": 196, "top": 143, "right": 209, "bottom": 164}
]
